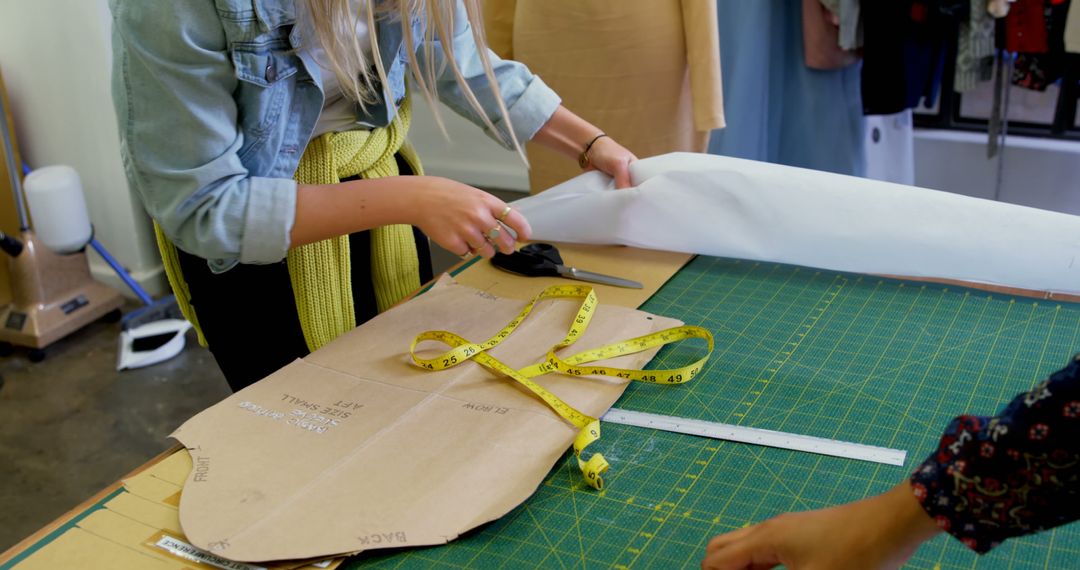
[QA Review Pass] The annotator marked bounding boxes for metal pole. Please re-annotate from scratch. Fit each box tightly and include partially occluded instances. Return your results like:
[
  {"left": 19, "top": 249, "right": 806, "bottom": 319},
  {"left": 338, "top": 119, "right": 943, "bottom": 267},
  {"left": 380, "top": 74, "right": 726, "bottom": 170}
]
[
  {"left": 90, "top": 238, "right": 154, "bottom": 305},
  {"left": 995, "top": 53, "right": 1015, "bottom": 203},
  {"left": 0, "top": 93, "right": 30, "bottom": 231}
]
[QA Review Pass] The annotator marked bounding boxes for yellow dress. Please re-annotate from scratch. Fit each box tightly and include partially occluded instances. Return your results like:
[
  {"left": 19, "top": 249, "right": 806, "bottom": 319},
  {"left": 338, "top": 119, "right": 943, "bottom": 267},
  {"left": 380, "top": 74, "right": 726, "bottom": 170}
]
[{"left": 483, "top": 0, "right": 725, "bottom": 193}]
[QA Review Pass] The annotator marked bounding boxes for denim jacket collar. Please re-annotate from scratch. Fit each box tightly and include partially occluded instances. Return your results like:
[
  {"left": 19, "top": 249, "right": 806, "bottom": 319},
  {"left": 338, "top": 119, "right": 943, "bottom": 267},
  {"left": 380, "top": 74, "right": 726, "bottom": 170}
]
[{"left": 259, "top": 1, "right": 413, "bottom": 98}]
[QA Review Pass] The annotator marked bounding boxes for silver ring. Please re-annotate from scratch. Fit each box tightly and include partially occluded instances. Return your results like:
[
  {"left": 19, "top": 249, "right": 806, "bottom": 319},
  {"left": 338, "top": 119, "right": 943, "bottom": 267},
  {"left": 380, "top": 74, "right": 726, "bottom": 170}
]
[
  {"left": 497, "top": 205, "right": 512, "bottom": 222},
  {"left": 486, "top": 225, "right": 501, "bottom": 241}
]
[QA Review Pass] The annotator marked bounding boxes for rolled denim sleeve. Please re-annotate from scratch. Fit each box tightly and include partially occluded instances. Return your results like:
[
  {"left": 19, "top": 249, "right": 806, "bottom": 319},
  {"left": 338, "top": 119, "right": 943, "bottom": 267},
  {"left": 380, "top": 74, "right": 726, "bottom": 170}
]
[
  {"left": 417, "top": 0, "right": 561, "bottom": 148},
  {"left": 109, "top": 0, "right": 295, "bottom": 266}
]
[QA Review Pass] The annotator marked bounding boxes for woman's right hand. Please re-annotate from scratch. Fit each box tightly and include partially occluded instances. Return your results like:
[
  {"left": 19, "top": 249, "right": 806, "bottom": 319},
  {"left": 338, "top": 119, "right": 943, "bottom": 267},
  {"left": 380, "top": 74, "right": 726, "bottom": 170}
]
[
  {"left": 410, "top": 176, "right": 531, "bottom": 259},
  {"left": 292, "top": 175, "right": 530, "bottom": 257}
]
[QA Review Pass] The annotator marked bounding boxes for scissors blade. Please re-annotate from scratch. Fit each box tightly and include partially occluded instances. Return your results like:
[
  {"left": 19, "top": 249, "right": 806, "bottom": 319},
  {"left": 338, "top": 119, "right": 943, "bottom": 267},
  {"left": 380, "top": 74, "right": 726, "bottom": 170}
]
[{"left": 558, "top": 266, "right": 643, "bottom": 289}]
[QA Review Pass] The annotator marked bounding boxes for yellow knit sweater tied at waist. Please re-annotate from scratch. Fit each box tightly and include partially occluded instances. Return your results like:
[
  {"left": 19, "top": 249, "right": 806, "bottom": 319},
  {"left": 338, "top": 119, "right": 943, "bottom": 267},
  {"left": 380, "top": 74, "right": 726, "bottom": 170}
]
[{"left": 155, "top": 99, "right": 422, "bottom": 353}]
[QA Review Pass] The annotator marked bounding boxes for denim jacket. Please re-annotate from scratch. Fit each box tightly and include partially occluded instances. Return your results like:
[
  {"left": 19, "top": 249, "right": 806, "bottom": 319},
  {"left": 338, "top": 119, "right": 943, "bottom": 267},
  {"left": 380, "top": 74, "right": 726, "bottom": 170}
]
[{"left": 109, "top": 0, "right": 560, "bottom": 272}]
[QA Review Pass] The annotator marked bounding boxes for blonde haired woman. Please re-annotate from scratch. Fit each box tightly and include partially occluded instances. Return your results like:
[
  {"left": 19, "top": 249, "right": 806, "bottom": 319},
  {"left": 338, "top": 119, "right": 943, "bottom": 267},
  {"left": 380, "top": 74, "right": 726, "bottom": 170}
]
[{"left": 109, "top": 0, "right": 636, "bottom": 390}]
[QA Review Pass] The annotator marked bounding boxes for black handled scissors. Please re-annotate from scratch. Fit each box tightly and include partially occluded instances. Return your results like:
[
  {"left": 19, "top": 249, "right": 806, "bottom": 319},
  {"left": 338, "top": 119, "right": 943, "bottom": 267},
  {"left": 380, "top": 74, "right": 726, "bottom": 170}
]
[{"left": 491, "top": 243, "right": 643, "bottom": 289}]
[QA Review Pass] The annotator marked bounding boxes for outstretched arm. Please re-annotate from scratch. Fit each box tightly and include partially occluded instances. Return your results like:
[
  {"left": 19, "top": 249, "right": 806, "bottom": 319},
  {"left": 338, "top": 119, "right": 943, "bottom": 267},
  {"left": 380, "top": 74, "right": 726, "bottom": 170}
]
[
  {"left": 702, "top": 480, "right": 939, "bottom": 570},
  {"left": 703, "top": 353, "right": 1080, "bottom": 569}
]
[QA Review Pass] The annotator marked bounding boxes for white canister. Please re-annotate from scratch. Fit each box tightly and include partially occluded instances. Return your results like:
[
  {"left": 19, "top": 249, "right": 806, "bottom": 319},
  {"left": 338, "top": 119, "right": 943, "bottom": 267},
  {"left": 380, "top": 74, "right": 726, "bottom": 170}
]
[{"left": 23, "top": 165, "right": 93, "bottom": 254}]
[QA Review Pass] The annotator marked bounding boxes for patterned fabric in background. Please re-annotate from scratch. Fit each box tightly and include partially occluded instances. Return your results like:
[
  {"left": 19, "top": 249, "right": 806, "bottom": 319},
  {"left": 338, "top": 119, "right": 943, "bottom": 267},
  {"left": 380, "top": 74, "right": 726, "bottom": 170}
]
[{"left": 1010, "top": 0, "right": 1072, "bottom": 91}]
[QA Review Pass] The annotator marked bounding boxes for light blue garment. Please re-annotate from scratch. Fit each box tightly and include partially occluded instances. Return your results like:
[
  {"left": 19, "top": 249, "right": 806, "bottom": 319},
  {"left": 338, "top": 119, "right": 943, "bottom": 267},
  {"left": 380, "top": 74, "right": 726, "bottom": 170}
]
[
  {"left": 109, "top": 0, "right": 560, "bottom": 272},
  {"left": 709, "top": 0, "right": 865, "bottom": 176}
]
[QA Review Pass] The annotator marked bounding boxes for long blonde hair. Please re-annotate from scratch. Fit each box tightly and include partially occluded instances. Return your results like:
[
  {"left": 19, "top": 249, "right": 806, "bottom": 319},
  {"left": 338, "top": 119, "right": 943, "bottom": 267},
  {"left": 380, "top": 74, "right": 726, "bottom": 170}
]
[{"left": 302, "top": 0, "right": 524, "bottom": 161}]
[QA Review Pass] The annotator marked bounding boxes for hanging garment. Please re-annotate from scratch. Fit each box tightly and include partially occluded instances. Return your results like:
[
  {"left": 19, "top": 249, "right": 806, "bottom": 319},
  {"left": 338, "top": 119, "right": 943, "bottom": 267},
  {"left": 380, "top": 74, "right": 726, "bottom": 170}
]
[
  {"left": 1010, "top": 0, "right": 1070, "bottom": 91},
  {"left": 861, "top": 0, "right": 967, "bottom": 115},
  {"left": 954, "top": 0, "right": 997, "bottom": 92},
  {"left": 837, "top": 0, "right": 864, "bottom": 50},
  {"left": 482, "top": 0, "right": 725, "bottom": 193},
  {"left": 1005, "top": 0, "right": 1050, "bottom": 54},
  {"left": 803, "top": 0, "right": 859, "bottom": 70},
  {"left": 710, "top": 0, "right": 865, "bottom": 176},
  {"left": 820, "top": 0, "right": 864, "bottom": 50}
]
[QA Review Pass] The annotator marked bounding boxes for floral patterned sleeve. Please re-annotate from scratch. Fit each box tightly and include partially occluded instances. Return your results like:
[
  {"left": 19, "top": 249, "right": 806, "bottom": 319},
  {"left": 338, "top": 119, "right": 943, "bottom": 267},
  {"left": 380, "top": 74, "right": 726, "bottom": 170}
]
[{"left": 910, "top": 354, "right": 1080, "bottom": 553}]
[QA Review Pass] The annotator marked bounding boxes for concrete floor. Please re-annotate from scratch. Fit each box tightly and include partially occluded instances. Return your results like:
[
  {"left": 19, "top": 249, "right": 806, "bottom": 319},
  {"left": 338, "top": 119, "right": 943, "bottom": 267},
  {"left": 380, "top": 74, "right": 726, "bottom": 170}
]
[
  {"left": 0, "top": 314, "right": 229, "bottom": 552},
  {"left": 0, "top": 223, "right": 484, "bottom": 553}
]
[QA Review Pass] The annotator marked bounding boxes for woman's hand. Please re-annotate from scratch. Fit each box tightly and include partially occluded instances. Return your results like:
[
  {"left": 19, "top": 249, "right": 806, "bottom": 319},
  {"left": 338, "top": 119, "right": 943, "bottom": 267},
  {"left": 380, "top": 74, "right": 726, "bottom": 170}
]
[
  {"left": 291, "top": 176, "right": 529, "bottom": 258},
  {"left": 584, "top": 135, "right": 638, "bottom": 189},
  {"left": 531, "top": 106, "right": 638, "bottom": 189},
  {"left": 410, "top": 176, "right": 531, "bottom": 259},
  {"left": 701, "top": 481, "right": 942, "bottom": 570}
]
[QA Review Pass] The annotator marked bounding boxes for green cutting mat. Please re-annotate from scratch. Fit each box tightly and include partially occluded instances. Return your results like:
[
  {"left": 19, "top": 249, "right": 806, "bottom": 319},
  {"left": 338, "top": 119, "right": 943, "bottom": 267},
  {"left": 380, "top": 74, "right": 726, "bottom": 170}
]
[{"left": 345, "top": 256, "right": 1080, "bottom": 569}]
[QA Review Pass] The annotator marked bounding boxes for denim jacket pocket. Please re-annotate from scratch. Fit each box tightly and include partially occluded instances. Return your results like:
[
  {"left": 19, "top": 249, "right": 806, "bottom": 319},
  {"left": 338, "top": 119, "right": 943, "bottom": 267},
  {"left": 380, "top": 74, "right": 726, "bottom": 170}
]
[
  {"left": 231, "top": 42, "right": 299, "bottom": 159},
  {"left": 232, "top": 44, "right": 299, "bottom": 87}
]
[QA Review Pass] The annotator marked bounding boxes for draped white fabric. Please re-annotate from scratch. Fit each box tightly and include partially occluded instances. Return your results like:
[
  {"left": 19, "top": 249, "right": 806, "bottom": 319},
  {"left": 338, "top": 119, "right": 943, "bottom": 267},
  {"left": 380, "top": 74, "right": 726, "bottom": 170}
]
[{"left": 514, "top": 153, "right": 1080, "bottom": 295}]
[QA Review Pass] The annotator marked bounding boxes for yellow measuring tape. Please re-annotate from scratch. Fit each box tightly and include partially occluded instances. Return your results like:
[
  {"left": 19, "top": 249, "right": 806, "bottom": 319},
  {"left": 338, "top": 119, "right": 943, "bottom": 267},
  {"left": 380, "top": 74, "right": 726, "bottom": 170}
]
[{"left": 410, "top": 285, "right": 713, "bottom": 490}]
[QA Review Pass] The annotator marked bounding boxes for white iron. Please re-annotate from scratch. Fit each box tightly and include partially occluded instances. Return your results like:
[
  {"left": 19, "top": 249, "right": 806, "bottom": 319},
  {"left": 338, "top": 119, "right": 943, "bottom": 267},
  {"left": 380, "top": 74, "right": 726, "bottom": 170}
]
[{"left": 117, "top": 318, "right": 192, "bottom": 371}]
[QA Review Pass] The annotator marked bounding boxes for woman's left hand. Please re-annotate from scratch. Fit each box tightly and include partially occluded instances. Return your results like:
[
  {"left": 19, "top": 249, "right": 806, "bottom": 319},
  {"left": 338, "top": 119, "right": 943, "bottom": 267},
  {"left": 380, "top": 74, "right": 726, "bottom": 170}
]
[
  {"left": 585, "top": 136, "right": 638, "bottom": 189},
  {"left": 531, "top": 106, "right": 639, "bottom": 189}
]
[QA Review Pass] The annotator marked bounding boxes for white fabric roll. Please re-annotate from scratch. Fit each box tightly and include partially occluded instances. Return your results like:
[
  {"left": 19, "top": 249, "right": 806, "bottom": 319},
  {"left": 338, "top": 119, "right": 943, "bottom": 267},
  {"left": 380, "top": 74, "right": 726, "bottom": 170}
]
[
  {"left": 23, "top": 165, "right": 93, "bottom": 253},
  {"left": 513, "top": 152, "right": 1080, "bottom": 295}
]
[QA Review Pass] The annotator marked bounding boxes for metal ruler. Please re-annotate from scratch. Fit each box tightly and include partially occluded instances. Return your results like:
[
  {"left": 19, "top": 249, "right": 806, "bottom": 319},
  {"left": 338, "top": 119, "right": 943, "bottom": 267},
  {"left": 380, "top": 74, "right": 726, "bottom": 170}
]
[{"left": 601, "top": 408, "right": 907, "bottom": 466}]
